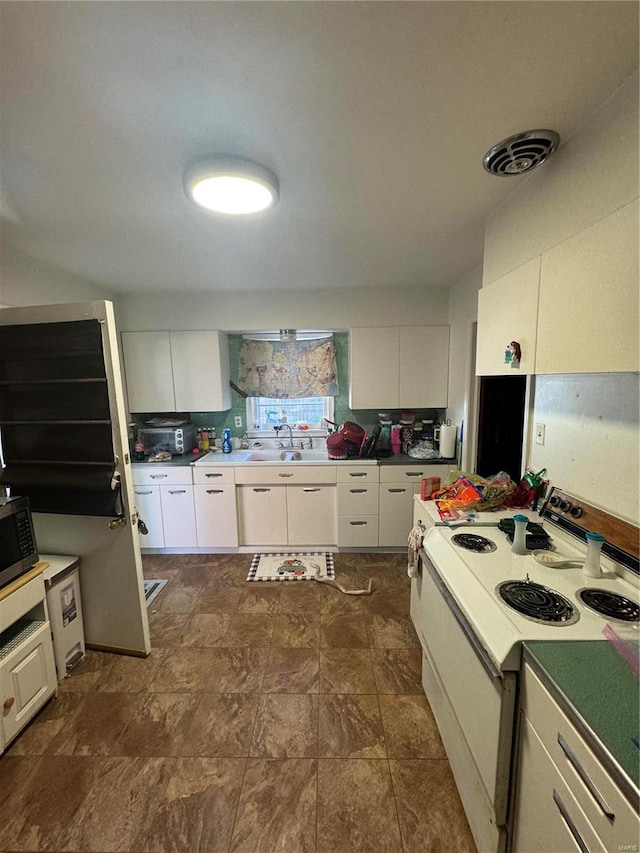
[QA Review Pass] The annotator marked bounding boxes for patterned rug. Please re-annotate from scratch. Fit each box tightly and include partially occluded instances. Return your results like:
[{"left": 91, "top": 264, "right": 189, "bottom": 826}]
[
  {"left": 247, "top": 552, "right": 335, "bottom": 582},
  {"left": 143, "top": 579, "right": 168, "bottom": 606}
]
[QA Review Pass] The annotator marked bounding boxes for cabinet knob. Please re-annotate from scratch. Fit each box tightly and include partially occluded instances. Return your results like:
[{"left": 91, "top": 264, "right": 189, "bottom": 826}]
[{"left": 3, "top": 696, "right": 15, "bottom": 712}]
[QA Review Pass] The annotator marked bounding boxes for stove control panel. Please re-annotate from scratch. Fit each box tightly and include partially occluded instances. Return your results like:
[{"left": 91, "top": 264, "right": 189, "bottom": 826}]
[{"left": 540, "top": 487, "right": 639, "bottom": 576}]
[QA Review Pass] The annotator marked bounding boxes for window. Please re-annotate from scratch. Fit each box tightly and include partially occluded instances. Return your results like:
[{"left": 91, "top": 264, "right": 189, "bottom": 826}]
[{"left": 247, "top": 396, "right": 334, "bottom": 433}]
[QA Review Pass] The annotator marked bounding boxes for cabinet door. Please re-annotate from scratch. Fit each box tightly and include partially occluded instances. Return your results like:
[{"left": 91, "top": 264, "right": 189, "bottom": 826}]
[
  {"left": 194, "top": 484, "right": 238, "bottom": 548},
  {"left": 0, "top": 622, "right": 57, "bottom": 747},
  {"left": 536, "top": 200, "right": 639, "bottom": 374},
  {"left": 121, "top": 331, "right": 175, "bottom": 412},
  {"left": 475, "top": 257, "right": 540, "bottom": 376},
  {"left": 171, "top": 331, "right": 232, "bottom": 411},
  {"left": 287, "top": 485, "right": 337, "bottom": 546},
  {"left": 159, "top": 485, "right": 197, "bottom": 548},
  {"left": 237, "top": 485, "right": 288, "bottom": 546},
  {"left": 349, "top": 327, "right": 399, "bottom": 408},
  {"left": 378, "top": 483, "right": 419, "bottom": 547},
  {"left": 133, "top": 485, "right": 165, "bottom": 548},
  {"left": 399, "top": 326, "right": 450, "bottom": 408}
]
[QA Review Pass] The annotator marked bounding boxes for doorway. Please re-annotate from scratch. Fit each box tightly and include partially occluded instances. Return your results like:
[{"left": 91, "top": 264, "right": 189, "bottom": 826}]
[{"left": 476, "top": 375, "right": 527, "bottom": 483}]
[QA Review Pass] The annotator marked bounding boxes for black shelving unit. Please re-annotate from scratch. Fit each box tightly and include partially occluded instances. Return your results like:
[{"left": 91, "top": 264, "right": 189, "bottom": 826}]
[{"left": 0, "top": 320, "right": 121, "bottom": 516}]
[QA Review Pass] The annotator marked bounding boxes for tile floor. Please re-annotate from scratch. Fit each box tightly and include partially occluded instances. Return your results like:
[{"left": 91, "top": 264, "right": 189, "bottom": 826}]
[{"left": 0, "top": 553, "right": 476, "bottom": 852}]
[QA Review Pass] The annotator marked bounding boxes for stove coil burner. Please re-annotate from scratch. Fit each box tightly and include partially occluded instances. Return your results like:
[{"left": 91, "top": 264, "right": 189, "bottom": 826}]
[
  {"left": 577, "top": 589, "right": 640, "bottom": 623},
  {"left": 452, "top": 533, "right": 497, "bottom": 553},
  {"left": 496, "top": 579, "right": 579, "bottom": 626}
]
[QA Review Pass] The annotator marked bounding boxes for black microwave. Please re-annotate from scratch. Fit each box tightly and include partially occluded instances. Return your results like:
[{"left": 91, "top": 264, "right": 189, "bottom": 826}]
[{"left": 0, "top": 495, "right": 39, "bottom": 589}]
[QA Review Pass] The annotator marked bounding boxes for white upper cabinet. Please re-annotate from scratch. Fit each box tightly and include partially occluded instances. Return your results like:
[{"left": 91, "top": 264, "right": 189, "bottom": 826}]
[
  {"left": 475, "top": 257, "right": 541, "bottom": 376},
  {"left": 536, "top": 200, "right": 639, "bottom": 374},
  {"left": 350, "top": 326, "right": 449, "bottom": 409},
  {"left": 122, "top": 330, "right": 231, "bottom": 412}
]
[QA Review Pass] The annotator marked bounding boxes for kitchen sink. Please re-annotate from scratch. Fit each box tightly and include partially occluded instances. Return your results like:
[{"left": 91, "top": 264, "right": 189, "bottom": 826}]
[{"left": 243, "top": 448, "right": 329, "bottom": 462}]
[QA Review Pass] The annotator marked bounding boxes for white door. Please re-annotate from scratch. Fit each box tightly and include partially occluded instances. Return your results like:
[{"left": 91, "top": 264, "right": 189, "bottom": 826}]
[
  {"left": 133, "top": 486, "right": 165, "bottom": 548},
  {"left": 349, "top": 327, "right": 399, "bottom": 408},
  {"left": 0, "top": 301, "right": 150, "bottom": 655},
  {"left": 170, "top": 331, "right": 231, "bottom": 411},
  {"left": 237, "top": 485, "right": 288, "bottom": 546},
  {"left": 120, "top": 330, "right": 175, "bottom": 411},
  {"left": 160, "top": 485, "right": 197, "bottom": 548},
  {"left": 194, "top": 484, "right": 238, "bottom": 548},
  {"left": 287, "top": 485, "right": 337, "bottom": 545},
  {"left": 398, "top": 326, "right": 450, "bottom": 408}
]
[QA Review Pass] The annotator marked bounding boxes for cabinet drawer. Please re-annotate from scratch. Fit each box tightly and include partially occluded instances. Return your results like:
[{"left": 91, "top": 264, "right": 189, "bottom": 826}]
[
  {"left": 234, "top": 466, "right": 336, "bottom": 485},
  {"left": 193, "top": 466, "right": 235, "bottom": 485},
  {"left": 0, "top": 575, "right": 46, "bottom": 629},
  {"left": 132, "top": 466, "right": 193, "bottom": 486},
  {"left": 522, "top": 663, "right": 639, "bottom": 847},
  {"left": 337, "top": 483, "right": 379, "bottom": 515},
  {"left": 380, "top": 464, "right": 445, "bottom": 483},
  {"left": 337, "top": 516, "right": 379, "bottom": 547},
  {"left": 336, "top": 465, "right": 379, "bottom": 483}
]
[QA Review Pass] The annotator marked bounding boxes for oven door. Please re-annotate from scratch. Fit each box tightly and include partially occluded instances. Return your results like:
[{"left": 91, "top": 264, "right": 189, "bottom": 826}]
[{"left": 418, "top": 548, "right": 516, "bottom": 853}]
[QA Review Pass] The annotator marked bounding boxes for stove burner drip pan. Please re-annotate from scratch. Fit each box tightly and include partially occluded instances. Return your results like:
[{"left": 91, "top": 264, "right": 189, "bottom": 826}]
[
  {"left": 452, "top": 533, "right": 497, "bottom": 553},
  {"left": 496, "top": 580, "right": 579, "bottom": 626},
  {"left": 577, "top": 588, "right": 640, "bottom": 623}
]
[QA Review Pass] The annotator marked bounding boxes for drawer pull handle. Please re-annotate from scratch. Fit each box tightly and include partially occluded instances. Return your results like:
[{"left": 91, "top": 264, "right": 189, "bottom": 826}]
[
  {"left": 553, "top": 790, "right": 590, "bottom": 853},
  {"left": 206, "top": 489, "right": 224, "bottom": 494},
  {"left": 303, "top": 488, "right": 321, "bottom": 492},
  {"left": 135, "top": 490, "right": 153, "bottom": 495},
  {"left": 3, "top": 697, "right": 15, "bottom": 712},
  {"left": 205, "top": 473, "right": 223, "bottom": 478},
  {"left": 350, "top": 521, "right": 367, "bottom": 526},
  {"left": 349, "top": 472, "right": 367, "bottom": 477},
  {"left": 253, "top": 488, "right": 271, "bottom": 493},
  {"left": 168, "top": 490, "right": 186, "bottom": 495},
  {"left": 557, "top": 734, "right": 615, "bottom": 819},
  {"left": 388, "top": 488, "right": 407, "bottom": 494},
  {"left": 278, "top": 473, "right": 293, "bottom": 478},
  {"left": 405, "top": 472, "right": 423, "bottom": 477},
  {"left": 350, "top": 489, "right": 367, "bottom": 494},
  {"left": 150, "top": 474, "right": 168, "bottom": 479}
]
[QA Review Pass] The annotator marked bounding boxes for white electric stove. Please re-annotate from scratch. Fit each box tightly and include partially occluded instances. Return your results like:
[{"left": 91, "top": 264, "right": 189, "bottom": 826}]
[{"left": 410, "top": 487, "right": 639, "bottom": 853}]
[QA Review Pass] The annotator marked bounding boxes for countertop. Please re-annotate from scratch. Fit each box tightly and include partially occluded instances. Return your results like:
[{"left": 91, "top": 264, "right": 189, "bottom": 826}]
[
  {"left": 523, "top": 640, "right": 639, "bottom": 809},
  {"left": 131, "top": 452, "right": 455, "bottom": 468}
]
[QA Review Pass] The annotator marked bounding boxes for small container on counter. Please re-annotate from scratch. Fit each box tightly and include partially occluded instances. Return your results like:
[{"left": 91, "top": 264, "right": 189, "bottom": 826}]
[
  {"left": 222, "top": 428, "right": 232, "bottom": 454},
  {"left": 420, "top": 476, "right": 441, "bottom": 500},
  {"left": 511, "top": 514, "right": 529, "bottom": 555},
  {"left": 391, "top": 425, "right": 402, "bottom": 455},
  {"left": 582, "top": 531, "right": 605, "bottom": 578}
]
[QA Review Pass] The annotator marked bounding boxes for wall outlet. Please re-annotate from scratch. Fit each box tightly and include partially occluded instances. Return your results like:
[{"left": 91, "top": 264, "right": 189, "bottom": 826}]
[
  {"left": 234, "top": 415, "right": 243, "bottom": 428},
  {"left": 535, "top": 423, "right": 546, "bottom": 445}
]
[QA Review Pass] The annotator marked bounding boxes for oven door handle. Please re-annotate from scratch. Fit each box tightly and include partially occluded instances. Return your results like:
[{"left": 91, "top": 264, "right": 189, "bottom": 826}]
[{"left": 422, "top": 549, "right": 502, "bottom": 683}]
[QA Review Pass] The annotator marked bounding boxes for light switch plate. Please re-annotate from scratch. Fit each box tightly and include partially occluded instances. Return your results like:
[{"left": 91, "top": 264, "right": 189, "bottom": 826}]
[
  {"left": 234, "top": 415, "right": 243, "bottom": 428},
  {"left": 535, "top": 423, "right": 545, "bottom": 445}
]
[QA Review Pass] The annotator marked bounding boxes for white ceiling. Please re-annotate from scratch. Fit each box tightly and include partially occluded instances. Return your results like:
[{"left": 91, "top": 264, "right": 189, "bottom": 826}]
[{"left": 0, "top": 2, "right": 638, "bottom": 295}]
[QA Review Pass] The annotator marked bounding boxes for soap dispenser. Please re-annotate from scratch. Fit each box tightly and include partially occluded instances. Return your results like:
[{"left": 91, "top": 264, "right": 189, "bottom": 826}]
[{"left": 582, "top": 531, "right": 605, "bottom": 579}]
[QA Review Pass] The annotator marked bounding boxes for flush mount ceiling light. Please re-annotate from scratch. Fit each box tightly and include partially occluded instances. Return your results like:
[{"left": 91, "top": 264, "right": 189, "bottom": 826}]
[
  {"left": 183, "top": 156, "right": 279, "bottom": 214},
  {"left": 483, "top": 130, "right": 560, "bottom": 176}
]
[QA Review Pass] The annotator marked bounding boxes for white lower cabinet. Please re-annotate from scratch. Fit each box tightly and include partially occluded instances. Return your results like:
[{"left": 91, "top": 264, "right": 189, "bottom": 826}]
[
  {"left": 237, "top": 485, "right": 288, "bottom": 546},
  {"left": 133, "top": 485, "right": 165, "bottom": 547},
  {"left": 514, "top": 663, "right": 639, "bottom": 853},
  {"left": 0, "top": 574, "right": 57, "bottom": 754},
  {"left": 287, "top": 485, "right": 336, "bottom": 545},
  {"left": 194, "top": 484, "right": 238, "bottom": 548},
  {"left": 160, "top": 484, "right": 197, "bottom": 548},
  {"left": 379, "top": 465, "right": 446, "bottom": 547}
]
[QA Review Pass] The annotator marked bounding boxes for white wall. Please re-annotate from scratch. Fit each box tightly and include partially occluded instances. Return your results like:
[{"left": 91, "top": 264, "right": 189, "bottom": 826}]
[
  {"left": 118, "top": 285, "right": 450, "bottom": 332},
  {"left": 447, "top": 265, "right": 481, "bottom": 460},
  {"left": 482, "top": 72, "right": 639, "bottom": 521},
  {"left": 0, "top": 247, "right": 118, "bottom": 308}
]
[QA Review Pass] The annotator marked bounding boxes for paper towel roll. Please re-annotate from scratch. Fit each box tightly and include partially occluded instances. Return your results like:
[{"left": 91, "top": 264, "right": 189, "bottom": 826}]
[{"left": 439, "top": 424, "right": 457, "bottom": 458}]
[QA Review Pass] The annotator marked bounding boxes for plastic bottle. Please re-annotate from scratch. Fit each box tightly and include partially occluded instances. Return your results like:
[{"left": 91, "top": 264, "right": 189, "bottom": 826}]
[
  {"left": 511, "top": 514, "right": 529, "bottom": 555},
  {"left": 134, "top": 433, "right": 145, "bottom": 461},
  {"left": 222, "top": 428, "right": 232, "bottom": 454},
  {"left": 391, "top": 425, "right": 402, "bottom": 455},
  {"left": 583, "top": 531, "right": 605, "bottom": 578},
  {"left": 201, "top": 428, "right": 210, "bottom": 452}
]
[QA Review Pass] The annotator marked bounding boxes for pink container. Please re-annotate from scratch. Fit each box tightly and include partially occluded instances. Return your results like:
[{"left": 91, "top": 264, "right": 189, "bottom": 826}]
[{"left": 391, "top": 425, "right": 401, "bottom": 455}]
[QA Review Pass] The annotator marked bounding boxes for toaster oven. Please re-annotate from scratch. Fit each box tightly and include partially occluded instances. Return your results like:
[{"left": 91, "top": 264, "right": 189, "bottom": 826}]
[{"left": 138, "top": 424, "right": 197, "bottom": 456}]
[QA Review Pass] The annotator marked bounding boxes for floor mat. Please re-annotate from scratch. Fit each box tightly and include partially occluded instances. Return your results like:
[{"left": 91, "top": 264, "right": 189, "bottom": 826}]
[
  {"left": 143, "top": 579, "right": 168, "bottom": 606},
  {"left": 247, "top": 552, "right": 335, "bottom": 582}
]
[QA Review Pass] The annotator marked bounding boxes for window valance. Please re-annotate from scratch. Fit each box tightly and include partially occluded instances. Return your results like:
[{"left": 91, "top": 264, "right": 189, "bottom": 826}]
[{"left": 238, "top": 336, "right": 339, "bottom": 398}]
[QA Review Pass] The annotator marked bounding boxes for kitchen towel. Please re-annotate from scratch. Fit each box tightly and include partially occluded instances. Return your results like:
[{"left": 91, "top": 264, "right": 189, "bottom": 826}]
[
  {"left": 248, "top": 552, "right": 334, "bottom": 582},
  {"left": 407, "top": 526, "right": 424, "bottom": 578}
]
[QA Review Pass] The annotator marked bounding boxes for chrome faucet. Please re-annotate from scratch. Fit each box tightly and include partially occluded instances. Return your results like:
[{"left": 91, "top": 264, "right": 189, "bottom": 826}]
[{"left": 274, "top": 424, "right": 294, "bottom": 447}]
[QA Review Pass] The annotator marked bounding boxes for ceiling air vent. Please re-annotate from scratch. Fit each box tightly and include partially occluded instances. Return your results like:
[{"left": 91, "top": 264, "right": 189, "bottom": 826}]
[{"left": 483, "top": 130, "right": 560, "bottom": 176}]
